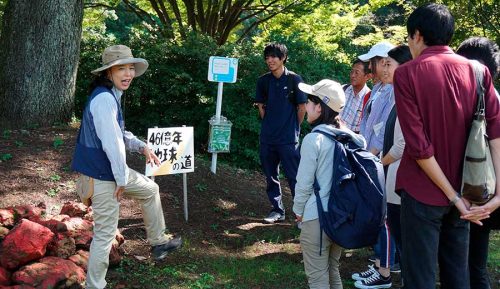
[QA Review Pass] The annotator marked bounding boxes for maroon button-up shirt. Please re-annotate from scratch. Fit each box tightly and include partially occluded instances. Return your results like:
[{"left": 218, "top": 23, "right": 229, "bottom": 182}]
[{"left": 394, "top": 46, "right": 500, "bottom": 206}]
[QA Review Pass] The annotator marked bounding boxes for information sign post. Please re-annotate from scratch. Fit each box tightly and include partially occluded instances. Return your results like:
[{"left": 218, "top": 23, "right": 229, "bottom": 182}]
[{"left": 207, "top": 56, "right": 238, "bottom": 173}]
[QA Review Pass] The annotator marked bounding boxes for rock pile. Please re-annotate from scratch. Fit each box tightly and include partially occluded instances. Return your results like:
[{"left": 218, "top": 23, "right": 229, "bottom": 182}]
[{"left": 0, "top": 202, "right": 124, "bottom": 289}]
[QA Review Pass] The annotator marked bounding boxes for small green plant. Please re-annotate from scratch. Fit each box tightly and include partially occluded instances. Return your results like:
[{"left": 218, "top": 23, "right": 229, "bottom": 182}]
[
  {"left": 46, "top": 188, "right": 59, "bottom": 197},
  {"left": 189, "top": 273, "right": 215, "bottom": 289},
  {"left": 53, "top": 137, "right": 64, "bottom": 149},
  {"left": 0, "top": 153, "right": 12, "bottom": 161},
  {"left": 2, "top": 130, "right": 11, "bottom": 139},
  {"left": 195, "top": 183, "right": 207, "bottom": 192},
  {"left": 14, "top": 141, "right": 24, "bottom": 147},
  {"left": 49, "top": 174, "right": 61, "bottom": 182},
  {"left": 210, "top": 223, "right": 219, "bottom": 231}
]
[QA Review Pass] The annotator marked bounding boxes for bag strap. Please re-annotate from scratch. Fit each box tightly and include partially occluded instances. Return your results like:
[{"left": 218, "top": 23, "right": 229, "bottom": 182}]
[
  {"left": 287, "top": 70, "right": 298, "bottom": 106},
  {"left": 470, "top": 60, "right": 485, "bottom": 118}
]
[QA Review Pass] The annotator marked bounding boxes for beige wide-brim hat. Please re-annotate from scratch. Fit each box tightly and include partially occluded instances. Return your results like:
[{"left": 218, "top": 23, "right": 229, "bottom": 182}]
[
  {"left": 91, "top": 45, "right": 149, "bottom": 77},
  {"left": 298, "top": 79, "right": 345, "bottom": 113}
]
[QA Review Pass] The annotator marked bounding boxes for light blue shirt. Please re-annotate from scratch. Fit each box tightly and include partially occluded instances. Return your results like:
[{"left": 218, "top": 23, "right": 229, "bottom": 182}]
[{"left": 360, "top": 83, "right": 394, "bottom": 153}]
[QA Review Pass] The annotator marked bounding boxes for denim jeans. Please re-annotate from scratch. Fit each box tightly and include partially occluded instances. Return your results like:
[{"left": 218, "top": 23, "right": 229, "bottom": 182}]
[
  {"left": 400, "top": 191, "right": 470, "bottom": 289},
  {"left": 260, "top": 143, "right": 300, "bottom": 215},
  {"left": 469, "top": 222, "right": 491, "bottom": 289}
]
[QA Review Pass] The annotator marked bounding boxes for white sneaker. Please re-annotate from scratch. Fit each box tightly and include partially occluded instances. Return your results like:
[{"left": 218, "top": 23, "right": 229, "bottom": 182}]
[
  {"left": 352, "top": 264, "right": 377, "bottom": 281},
  {"left": 263, "top": 211, "right": 285, "bottom": 224}
]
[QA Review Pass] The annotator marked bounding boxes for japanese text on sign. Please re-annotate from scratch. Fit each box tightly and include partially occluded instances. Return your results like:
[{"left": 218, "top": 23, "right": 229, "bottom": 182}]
[{"left": 145, "top": 127, "right": 194, "bottom": 176}]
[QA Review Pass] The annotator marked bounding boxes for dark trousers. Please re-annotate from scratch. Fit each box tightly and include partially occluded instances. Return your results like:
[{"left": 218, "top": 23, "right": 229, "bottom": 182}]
[
  {"left": 469, "top": 222, "right": 491, "bottom": 289},
  {"left": 387, "top": 203, "right": 402, "bottom": 264},
  {"left": 259, "top": 143, "right": 300, "bottom": 215},
  {"left": 400, "top": 191, "right": 470, "bottom": 289}
]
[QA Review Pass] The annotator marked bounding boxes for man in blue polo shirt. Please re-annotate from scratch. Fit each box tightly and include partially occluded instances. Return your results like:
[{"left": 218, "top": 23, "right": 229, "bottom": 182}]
[{"left": 254, "top": 43, "right": 307, "bottom": 224}]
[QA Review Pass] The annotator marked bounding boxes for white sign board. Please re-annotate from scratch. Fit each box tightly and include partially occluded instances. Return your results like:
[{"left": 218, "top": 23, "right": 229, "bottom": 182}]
[
  {"left": 145, "top": 127, "right": 194, "bottom": 176},
  {"left": 207, "top": 56, "right": 238, "bottom": 83}
]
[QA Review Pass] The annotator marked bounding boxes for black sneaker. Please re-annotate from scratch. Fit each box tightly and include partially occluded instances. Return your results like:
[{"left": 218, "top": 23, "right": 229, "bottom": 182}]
[
  {"left": 354, "top": 271, "right": 392, "bottom": 289},
  {"left": 263, "top": 211, "right": 285, "bottom": 224},
  {"left": 151, "top": 237, "right": 182, "bottom": 261},
  {"left": 352, "top": 264, "right": 378, "bottom": 281},
  {"left": 390, "top": 262, "right": 401, "bottom": 273}
]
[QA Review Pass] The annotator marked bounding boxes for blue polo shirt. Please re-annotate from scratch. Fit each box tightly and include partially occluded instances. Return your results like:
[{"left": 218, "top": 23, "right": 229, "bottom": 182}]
[{"left": 255, "top": 68, "right": 307, "bottom": 144}]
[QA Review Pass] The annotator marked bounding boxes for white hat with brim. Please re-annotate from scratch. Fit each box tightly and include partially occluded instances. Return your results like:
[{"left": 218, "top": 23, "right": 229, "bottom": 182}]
[
  {"left": 298, "top": 79, "right": 345, "bottom": 113},
  {"left": 358, "top": 41, "right": 396, "bottom": 62},
  {"left": 91, "top": 45, "right": 149, "bottom": 77}
]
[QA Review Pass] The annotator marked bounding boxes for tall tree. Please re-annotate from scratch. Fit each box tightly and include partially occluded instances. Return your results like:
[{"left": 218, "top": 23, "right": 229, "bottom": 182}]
[
  {"left": 121, "top": 0, "right": 306, "bottom": 45},
  {"left": 0, "top": 0, "right": 84, "bottom": 128}
]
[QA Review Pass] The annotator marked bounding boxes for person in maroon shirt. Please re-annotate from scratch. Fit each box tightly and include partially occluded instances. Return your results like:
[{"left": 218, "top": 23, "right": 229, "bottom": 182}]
[{"left": 393, "top": 4, "right": 500, "bottom": 289}]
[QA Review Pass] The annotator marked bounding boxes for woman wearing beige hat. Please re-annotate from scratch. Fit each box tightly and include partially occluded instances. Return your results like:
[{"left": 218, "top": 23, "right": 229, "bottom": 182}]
[
  {"left": 293, "top": 79, "right": 366, "bottom": 289},
  {"left": 72, "top": 45, "right": 182, "bottom": 289}
]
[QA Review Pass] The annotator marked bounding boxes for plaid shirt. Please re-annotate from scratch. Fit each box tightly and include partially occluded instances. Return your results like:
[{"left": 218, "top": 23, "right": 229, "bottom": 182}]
[{"left": 340, "top": 84, "right": 370, "bottom": 132}]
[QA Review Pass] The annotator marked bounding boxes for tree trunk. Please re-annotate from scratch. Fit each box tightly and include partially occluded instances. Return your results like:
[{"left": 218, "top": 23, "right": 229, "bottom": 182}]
[{"left": 0, "top": 0, "right": 84, "bottom": 128}]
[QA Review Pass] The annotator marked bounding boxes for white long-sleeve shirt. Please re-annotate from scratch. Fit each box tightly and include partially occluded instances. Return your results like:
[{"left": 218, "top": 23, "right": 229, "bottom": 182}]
[{"left": 89, "top": 87, "right": 146, "bottom": 186}]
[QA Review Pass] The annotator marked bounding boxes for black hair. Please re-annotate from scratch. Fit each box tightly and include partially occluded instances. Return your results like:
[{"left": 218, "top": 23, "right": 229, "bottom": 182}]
[
  {"left": 457, "top": 37, "right": 499, "bottom": 79},
  {"left": 352, "top": 59, "right": 371, "bottom": 74},
  {"left": 307, "top": 94, "right": 340, "bottom": 128},
  {"left": 407, "top": 3, "right": 454, "bottom": 46},
  {"left": 264, "top": 42, "right": 288, "bottom": 64},
  {"left": 88, "top": 72, "right": 113, "bottom": 94},
  {"left": 387, "top": 45, "right": 413, "bottom": 65}
]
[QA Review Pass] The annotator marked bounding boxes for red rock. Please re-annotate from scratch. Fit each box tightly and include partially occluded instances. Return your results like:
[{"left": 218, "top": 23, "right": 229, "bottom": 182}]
[
  {"left": 68, "top": 250, "right": 89, "bottom": 272},
  {"left": 0, "top": 227, "right": 9, "bottom": 239},
  {"left": 8, "top": 205, "right": 45, "bottom": 223},
  {"left": 0, "top": 219, "right": 54, "bottom": 270},
  {"left": 0, "top": 285, "right": 36, "bottom": 289},
  {"left": 0, "top": 267, "right": 11, "bottom": 285},
  {"left": 109, "top": 240, "right": 122, "bottom": 267},
  {"left": 51, "top": 214, "right": 70, "bottom": 222},
  {"left": 33, "top": 219, "right": 67, "bottom": 233},
  {"left": 64, "top": 218, "right": 93, "bottom": 250},
  {"left": 60, "top": 202, "right": 90, "bottom": 218},
  {"left": 46, "top": 233, "right": 76, "bottom": 259},
  {"left": 0, "top": 210, "right": 14, "bottom": 228},
  {"left": 11, "top": 256, "right": 85, "bottom": 289},
  {"left": 115, "top": 229, "right": 124, "bottom": 246}
]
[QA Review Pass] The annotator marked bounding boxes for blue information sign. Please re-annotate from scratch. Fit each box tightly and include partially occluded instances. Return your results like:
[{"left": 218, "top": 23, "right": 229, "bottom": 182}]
[{"left": 208, "top": 56, "right": 238, "bottom": 83}]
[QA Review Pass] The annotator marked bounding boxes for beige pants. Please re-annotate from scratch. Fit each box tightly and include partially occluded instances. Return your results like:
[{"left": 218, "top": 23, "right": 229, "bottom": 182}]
[
  {"left": 78, "top": 169, "right": 170, "bottom": 289},
  {"left": 300, "top": 219, "right": 343, "bottom": 289}
]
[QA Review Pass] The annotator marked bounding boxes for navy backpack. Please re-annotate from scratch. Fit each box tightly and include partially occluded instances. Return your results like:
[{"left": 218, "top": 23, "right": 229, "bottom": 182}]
[{"left": 314, "top": 131, "right": 386, "bottom": 250}]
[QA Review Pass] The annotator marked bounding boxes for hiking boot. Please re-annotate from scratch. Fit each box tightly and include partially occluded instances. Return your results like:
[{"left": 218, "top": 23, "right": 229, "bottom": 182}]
[
  {"left": 354, "top": 271, "right": 392, "bottom": 289},
  {"left": 390, "top": 262, "right": 401, "bottom": 273},
  {"left": 263, "top": 211, "right": 285, "bottom": 224},
  {"left": 352, "top": 264, "right": 378, "bottom": 281},
  {"left": 151, "top": 237, "right": 182, "bottom": 261}
]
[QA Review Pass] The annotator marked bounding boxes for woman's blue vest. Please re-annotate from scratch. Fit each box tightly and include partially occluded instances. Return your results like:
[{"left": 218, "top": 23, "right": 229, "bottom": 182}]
[{"left": 71, "top": 86, "right": 124, "bottom": 181}]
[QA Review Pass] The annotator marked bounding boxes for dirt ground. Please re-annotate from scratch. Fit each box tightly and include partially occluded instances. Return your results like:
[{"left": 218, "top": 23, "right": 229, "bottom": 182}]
[{"left": 0, "top": 125, "right": 498, "bottom": 289}]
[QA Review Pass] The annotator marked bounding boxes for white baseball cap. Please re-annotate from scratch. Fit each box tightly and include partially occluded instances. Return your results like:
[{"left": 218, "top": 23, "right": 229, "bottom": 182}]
[
  {"left": 298, "top": 79, "right": 345, "bottom": 113},
  {"left": 358, "top": 41, "right": 396, "bottom": 61}
]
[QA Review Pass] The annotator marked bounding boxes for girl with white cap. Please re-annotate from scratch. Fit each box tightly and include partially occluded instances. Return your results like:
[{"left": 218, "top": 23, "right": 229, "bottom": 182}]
[{"left": 72, "top": 45, "right": 182, "bottom": 289}]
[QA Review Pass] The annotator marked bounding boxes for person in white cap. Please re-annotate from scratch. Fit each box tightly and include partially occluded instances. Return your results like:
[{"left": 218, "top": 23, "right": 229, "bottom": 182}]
[
  {"left": 350, "top": 40, "right": 396, "bottom": 289},
  {"left": 357, "top": 41, "right": 395, "bottom": 156},
  {"left": 72, "top": 45, "right": 182, "bottom": 289},
  {"left": 293, "top": 79, "right": 366, "bottom": 289}
]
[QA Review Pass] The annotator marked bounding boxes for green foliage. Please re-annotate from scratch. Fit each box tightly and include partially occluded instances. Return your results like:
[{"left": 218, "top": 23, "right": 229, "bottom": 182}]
[
  {"left": 53, "top": 137, "right": 64, "bottom": 149},
  {"left": 0, "top": 153, "right": 12, "bottom": 161},
  {"left": 2, "top": 129, "right": 11, "bottom": 139},
  {"left": 49, "top": 174, "right": 62, "bottom": 182},
  {"left": 46, "top": 187, "right": 59, "bottom": 197}
]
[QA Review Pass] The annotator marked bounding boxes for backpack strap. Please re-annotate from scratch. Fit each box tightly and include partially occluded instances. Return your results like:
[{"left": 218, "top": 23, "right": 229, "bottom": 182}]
[
  {"left": 312, "top": 130, "right": 343, "bottom": 256},
  {"left": 470, "top": 60, "right": 485, "bottom": 118}
]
